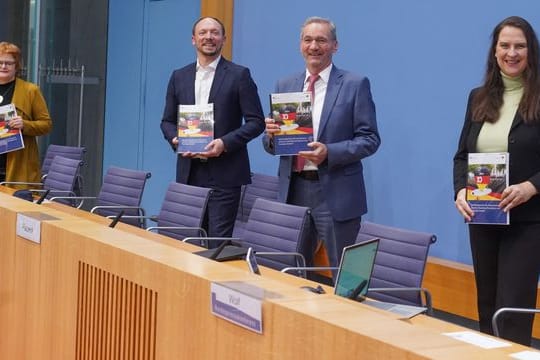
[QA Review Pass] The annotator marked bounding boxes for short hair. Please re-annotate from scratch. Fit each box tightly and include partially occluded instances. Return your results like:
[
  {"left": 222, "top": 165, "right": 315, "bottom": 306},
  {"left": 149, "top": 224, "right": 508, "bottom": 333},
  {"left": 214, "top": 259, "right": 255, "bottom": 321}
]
[
  {"left": 0, "top": 41, "right": 22, "bottom": 72},
  {"left": 192, "top": 17, "right": 226, "bottom": 37},
  {"left": 301, "top": 17, "right": 337, "bottom": 41}
]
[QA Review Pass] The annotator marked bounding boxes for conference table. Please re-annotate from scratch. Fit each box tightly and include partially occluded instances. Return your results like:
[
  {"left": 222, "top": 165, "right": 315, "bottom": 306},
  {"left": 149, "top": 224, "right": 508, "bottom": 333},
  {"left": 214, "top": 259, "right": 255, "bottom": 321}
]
[{"left": 0, "top": 189, "right": 535, "bottom": 359}]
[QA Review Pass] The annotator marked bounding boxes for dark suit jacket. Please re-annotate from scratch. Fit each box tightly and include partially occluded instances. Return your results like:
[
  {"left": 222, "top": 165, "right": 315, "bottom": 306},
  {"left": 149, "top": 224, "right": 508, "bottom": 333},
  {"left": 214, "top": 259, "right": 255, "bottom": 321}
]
[
  {"left": 161, "top": 58, "right": 265, "bottom": 187},
  {"left": 453, "top": 88, "right": 540, "bottom": 222},
  {"left": 263, "top": 66, "right": 380, "bottom": 221}
]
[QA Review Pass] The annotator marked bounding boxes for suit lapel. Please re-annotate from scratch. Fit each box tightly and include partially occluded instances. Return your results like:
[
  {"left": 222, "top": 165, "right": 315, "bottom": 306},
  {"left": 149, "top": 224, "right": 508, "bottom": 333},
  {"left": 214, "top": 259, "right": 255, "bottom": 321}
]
[
  {"left": 184, "top": 63, "right": 196, "bottom": 104},
  {"left": 509, "top": 112, "right": 524, "bottom": 132},
  {"left": 318, "top": 67, "right": 343, "bottom": 138},
  {"left": 293, "top": 73, "right": 305, "bottom": 92},
  {"left": 208, "top": 58, "right": 227, "bottom": 103}
]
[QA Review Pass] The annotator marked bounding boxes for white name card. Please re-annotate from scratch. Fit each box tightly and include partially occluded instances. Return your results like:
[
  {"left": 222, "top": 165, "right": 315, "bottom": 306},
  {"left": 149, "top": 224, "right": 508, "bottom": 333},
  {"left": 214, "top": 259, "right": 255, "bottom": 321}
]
[
  {"left": 16, "top": 213, "right": 42, "bottom": 243},
  {"left": 443, "top": 331, "right": 511, "bottom": 349},
  {"left": 16, "top": 212, "right": 59, "bottom": 244},
  {"left": 210, "top": 282, "right": 263, "bottom": 334}
]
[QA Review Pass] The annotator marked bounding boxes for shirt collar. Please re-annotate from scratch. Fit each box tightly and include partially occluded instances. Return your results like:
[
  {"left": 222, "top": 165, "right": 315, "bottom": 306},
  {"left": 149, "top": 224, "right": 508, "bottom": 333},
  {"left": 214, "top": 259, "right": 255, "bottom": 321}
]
[
  {"left": 197, "top": 56, "right": 221, "bottom": 71},
  {"left": 305, "top": 63, "right": 333, "bottom": 84}
]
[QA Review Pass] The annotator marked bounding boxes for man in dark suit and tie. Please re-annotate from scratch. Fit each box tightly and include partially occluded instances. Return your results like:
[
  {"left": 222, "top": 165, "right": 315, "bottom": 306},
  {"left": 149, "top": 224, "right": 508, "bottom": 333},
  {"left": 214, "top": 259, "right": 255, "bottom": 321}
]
[
  {"left": 263, "top": 17, "right": 380, "bottom": 274},
  {"left": 161, "top": 17, "right": 265, "bottom": 239}
]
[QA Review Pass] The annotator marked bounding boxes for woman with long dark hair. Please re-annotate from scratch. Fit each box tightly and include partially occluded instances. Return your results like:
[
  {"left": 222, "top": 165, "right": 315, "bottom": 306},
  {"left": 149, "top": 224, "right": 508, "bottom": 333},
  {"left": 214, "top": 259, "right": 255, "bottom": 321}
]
[{"left": 454, "top": 16, "right": 540, "bottom": 346}]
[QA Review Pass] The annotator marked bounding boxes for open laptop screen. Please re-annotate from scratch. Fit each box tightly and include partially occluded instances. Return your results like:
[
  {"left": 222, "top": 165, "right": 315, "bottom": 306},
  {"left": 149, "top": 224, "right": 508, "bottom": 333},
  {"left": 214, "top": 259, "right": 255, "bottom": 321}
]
[{"left": 334, "top": 238, "right": 379, "bottom": 299}]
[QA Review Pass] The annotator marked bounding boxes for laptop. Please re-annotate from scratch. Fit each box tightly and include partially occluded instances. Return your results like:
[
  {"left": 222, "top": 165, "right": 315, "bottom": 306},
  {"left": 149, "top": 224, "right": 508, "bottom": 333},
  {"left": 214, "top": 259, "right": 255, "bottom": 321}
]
[
  {"left": 334, "top": 238, "right": 427, "bottom": 319},
  {"left": 334, "top": 238, "right": 380, "bottom": 299}
]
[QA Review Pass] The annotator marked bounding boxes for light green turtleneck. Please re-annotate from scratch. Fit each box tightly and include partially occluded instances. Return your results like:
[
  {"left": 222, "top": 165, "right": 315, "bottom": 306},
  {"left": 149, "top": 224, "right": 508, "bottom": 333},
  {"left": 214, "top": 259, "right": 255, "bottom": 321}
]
[{"left": 476, "top": 73, "right": 523, "bottom": 152}]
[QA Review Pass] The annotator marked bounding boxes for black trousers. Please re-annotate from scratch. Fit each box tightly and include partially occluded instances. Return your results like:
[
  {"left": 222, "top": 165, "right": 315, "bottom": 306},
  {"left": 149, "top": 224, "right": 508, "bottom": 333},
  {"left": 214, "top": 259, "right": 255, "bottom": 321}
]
[
  {"left": 469, "top": 222, "right": 540, "bottom": 346},
  {"left": 187, "top": 160, "right": 241, "bottom": 244}
]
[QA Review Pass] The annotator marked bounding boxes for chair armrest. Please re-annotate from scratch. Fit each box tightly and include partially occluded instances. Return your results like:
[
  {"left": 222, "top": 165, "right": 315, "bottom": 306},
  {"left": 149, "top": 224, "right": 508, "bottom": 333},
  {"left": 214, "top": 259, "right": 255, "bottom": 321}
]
[
  {"left": 49, "top": 196, "right": 96, "bottom": 209},
  {"left": 367, "top": 287, "right": 433, "bottom": 316},
  {"left": 0, "top": 181, "right": 43, "bottom": 186},
  {"left": 30, "top": 189, "right": 75, "bottom": 196},
  {"left": 110, "top": 214, "right": 158, "bottom": 221},
  {"left": 90, "top": 205, "right": 145, "bottom": 214},
  {"left": 146, "top": 226, "right": 207, "bottom": 237},
  {"left": 254, "top": 251, "right": 307, "bottom": 268},
  {"left": 182, "top": 237, "right": 242, "bottom": 248},
  {"left": 491, "top": 307, "right": 540, "bottom": 337},
  {"left": 92, "top": 206, "right": 146, "bottom": 227},
  {"left": 281, "top": 266, "right": 338, "bottom": 279}
]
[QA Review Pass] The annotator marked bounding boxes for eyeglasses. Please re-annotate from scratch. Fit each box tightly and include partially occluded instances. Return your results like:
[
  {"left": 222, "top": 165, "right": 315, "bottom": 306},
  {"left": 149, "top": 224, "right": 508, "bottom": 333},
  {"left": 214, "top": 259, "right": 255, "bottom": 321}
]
[{"left": 0, "top": 61, "right": 16, "bottom": 67}]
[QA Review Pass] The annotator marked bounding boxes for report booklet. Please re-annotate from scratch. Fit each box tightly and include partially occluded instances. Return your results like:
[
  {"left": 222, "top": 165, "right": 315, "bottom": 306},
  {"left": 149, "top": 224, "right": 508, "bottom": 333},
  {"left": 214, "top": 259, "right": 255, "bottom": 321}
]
[
  {"left": 0, "top": 103, "right": 24, "bottom": 154},
  {"left": 466, "top": 152, "right": 509, "bottom": 225},
  {"left": 269, "top": 91, "right": 313, "bottom": 155},
  {"left": 177, "top": 103, "right": 214, "bottom": 153}
]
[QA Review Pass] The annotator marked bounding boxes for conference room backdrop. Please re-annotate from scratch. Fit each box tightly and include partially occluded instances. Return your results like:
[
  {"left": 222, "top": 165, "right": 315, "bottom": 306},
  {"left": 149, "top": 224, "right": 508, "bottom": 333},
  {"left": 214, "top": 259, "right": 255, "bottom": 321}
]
[{"left": 106, "top": 0, "right": 540, "bottom": 265}]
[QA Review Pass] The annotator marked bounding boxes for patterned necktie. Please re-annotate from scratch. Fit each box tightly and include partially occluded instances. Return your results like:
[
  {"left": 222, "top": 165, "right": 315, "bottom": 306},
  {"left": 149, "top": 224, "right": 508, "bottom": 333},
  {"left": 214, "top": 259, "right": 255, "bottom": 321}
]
[{"left": 294, "top": 74, "right": 319, "bottom": 172}]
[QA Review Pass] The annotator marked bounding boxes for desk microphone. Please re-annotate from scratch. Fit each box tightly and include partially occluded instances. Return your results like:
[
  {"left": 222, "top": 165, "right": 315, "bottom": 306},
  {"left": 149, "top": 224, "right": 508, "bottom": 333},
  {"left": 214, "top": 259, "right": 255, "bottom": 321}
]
[
  {"left": 209, "top": 240, "right": 230, "bottom": 260},
  {"left": 35, "top": 189, "right": 51, "bottom": 204},
  {"left": 109, "top": 210, "right": 125, "bottom": 228},
  {"left": 348, "top": 279, "right": 368, "bottom": 300}
]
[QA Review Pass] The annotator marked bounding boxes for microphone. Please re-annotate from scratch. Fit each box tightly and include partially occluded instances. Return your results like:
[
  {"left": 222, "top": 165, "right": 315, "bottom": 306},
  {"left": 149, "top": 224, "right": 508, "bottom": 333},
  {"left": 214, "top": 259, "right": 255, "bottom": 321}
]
[
  {"left": 108, "top": 210, "right": 125, "bottom": 228},
  {"left": 348, "top": 279, "right": 368, "bottom": 300},
  {"left": 209, "top": 240, "right": 231, "bottom": 260},
  {"left": 35, "top": 189, "right": 51, "bottom": 204}
]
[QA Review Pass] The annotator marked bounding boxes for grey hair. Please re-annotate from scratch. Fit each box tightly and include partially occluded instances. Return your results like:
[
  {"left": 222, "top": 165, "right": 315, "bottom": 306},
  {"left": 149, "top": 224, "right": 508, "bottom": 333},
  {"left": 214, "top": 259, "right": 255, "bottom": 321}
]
[{"left": 301, "top": 16, "right": 337, "bottom": 41}]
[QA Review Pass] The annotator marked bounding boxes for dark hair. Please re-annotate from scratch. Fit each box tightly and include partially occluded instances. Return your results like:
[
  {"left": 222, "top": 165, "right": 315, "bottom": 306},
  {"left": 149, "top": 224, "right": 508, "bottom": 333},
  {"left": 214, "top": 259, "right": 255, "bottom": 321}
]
[
  {"left": 191, "top": 17, "right": 226, "bottom": 36},
  {"left": 472, "top": 16, "right": 540, "bottom": 123}
]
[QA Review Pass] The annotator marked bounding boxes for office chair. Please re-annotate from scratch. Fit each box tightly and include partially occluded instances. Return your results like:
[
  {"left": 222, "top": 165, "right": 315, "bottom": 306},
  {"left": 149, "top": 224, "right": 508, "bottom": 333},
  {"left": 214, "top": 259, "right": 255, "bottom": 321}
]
[
  {"left": 51, "top": 166, "right": 151, "bottom": 227},
  {"left": 184, "top": 198, "right": 311, "bottom": 271},
  {"left": 1, "top": 155, "right": 83, "bottom": 206},
  {"left": 492, "top": 307, "right": 540, "bottom": 338},
  {"left": 281, "top": 221, "right": 437, "bottom": 313},
  {"left": 144, "top": 182, "right": 212, "bottom": 240},
  {"left": 234, "top": 172, "right": 279, "bottom": 238},
  {"left": 41, "top": 144, "right": 86, "bottom": 196},
  {"left": 358, "top": 221, "right": 436, "bottom": 311}
]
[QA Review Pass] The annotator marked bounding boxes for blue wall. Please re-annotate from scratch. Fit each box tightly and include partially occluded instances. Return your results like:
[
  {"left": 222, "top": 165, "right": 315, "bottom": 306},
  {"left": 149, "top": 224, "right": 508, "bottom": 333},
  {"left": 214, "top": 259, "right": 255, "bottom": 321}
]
[
  {"left": 106, "top": 0, "right": 199, "bottom": 211},
  {"left": 106, "top": 0, "right": 540, "bottom": 265}
]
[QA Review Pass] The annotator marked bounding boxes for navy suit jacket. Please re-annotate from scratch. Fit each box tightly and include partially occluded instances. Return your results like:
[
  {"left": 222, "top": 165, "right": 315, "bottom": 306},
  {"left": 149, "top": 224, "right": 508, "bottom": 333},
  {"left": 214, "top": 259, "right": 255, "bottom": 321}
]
[
  {"left": 263, "top": 66, "right": 380, "bottom": 221},
  {"left": 161, "top": 58, "right": 265, "bottom": 187}
]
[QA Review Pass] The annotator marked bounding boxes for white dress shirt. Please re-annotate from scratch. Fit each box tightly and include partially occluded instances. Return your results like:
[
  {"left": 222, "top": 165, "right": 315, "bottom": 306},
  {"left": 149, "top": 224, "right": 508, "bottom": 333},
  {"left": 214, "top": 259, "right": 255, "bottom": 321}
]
[
  {"left": 195, "top": 56, "right": 220, "bottom": 104},
  {"left": 302, "top": 64, "right": 332, "bottom": 170}
]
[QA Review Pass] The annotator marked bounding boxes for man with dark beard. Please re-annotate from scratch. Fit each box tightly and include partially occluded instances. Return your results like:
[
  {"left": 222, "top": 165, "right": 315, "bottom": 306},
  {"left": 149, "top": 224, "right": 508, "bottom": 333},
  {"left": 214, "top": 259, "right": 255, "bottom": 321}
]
[{"left": 161, "top": 17, "right": 265, "bottom": 240}]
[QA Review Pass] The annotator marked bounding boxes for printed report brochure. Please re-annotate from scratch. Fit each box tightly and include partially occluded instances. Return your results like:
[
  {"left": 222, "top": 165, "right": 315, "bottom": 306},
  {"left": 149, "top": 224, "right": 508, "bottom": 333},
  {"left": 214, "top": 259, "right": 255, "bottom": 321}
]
[
  {"left": 466, "top": 152, "right": 509, "bottom": 225},
  {"left": 269, "top": 91, "right": 313, "bottom": 155},
  {"left": 0, "top": 103, "right": 24, "bottom": 154},
  {"left": 177, "top": 103, "right": 214, "bottom": 153}
]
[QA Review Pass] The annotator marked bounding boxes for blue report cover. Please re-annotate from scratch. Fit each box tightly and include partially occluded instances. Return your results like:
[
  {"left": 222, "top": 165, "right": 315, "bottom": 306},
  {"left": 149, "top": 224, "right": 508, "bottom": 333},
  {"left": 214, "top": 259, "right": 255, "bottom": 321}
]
[
  {"left": 269, "top": 92, "right": 313, "bottom": 155},
  {"left": 466, "top": 152, "right": 509, "bottom": 225},
  {"left": 0, "top": 104, "right": 24, "bottom": 155},
  {"left": 177, "top": 103, "right": 214, "bottom": 153}
]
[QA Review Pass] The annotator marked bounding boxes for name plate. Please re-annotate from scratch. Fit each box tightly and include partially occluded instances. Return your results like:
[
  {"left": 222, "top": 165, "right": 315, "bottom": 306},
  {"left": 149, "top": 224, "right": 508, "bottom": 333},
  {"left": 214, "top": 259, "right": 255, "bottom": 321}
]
[
  {"left": 210, "top": 282, "right": 263, "bottom": 334},
  {"left": 16, "top": 212, "right": 59, "bottom": 244}
]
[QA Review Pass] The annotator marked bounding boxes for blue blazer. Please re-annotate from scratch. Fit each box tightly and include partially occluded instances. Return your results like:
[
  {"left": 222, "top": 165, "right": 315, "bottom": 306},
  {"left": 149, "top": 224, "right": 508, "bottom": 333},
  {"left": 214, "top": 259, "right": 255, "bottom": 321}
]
[
  {"left": 263, "top": 66, "right": 380, "bottom": 221},
  {"left": 161, "top": 58, "right": 265, "bottom": 187}
]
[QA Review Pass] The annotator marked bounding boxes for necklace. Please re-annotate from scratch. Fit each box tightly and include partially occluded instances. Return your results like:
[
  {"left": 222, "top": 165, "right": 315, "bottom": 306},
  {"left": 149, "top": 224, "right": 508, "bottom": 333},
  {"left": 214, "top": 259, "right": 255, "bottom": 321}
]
[{"left": 0, "top": 81, "right": 15, "bottom": 104}]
